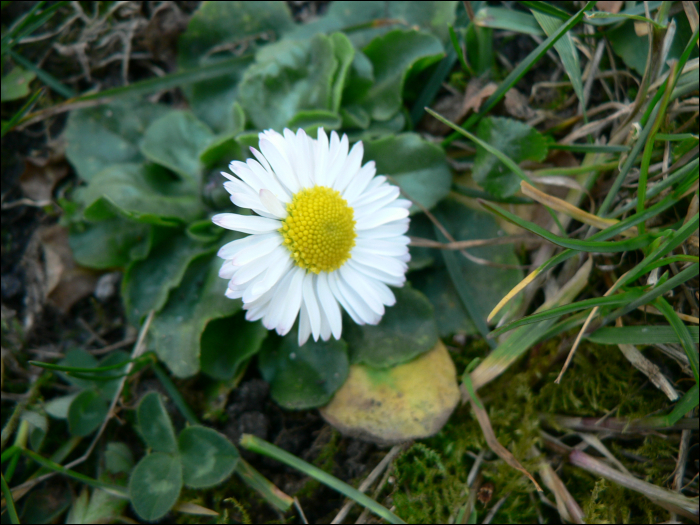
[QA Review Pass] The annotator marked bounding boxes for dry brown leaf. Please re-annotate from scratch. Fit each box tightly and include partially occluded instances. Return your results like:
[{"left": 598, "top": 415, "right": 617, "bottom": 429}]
[
  {"left": 504, "top": 88, "right": 535, "bottom": 120},
  {"left": 40, "top": 225, "right": 100, "bottom": 313},
  {"left": 596, "top": 1, "right": 623, "bottom": 13},
  {"left": 461, "top": 80, "right": 497, "bottom": 117},
  {"left": 466, "top": 389, "right": 543, "bottom": 492},
  {"left": 19, "top": 153, "right": 69, "bottom": 202}
]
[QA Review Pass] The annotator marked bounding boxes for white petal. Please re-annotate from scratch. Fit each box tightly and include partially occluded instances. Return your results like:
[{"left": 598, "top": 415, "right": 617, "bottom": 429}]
[
  {"left": 313, "top": 128, "right": 329, "bottom": 186},
  {"left": 316, "top": 272, "right": 342, "bottom": 339},
  {"left": 327, "top": 271, "right": 362, "bottom": 325},
  {"left": 298, "top": 302, "right": 312, "bottom": 346},
  {"left": 260, "top": 137, "right": 300, "bottom": 194},
  {"left": 293, "top": 128, "right": 314, "bottom": 188},
  {"left": 212, "top": 213, "right": 281, "bottom": 234},
  {"left": 354, "top": 207, "right": 409, "bottom": 231},
  {"left": 302, "top": 273, "right": 322, "bottom": 341},
  {"left": 351, "top": 249, "right": 407, "bottom": 277},
  {"left": 265, "top": 267, "right": 304, "bottom": 334},
  {"left": 259, "top": 189, "right": 287, "bottom": 219},
  {"left": 334, "top": 141, "right": 365, "bottom": 194},
  {"left": 341, "top": 161, "right": 375, "bottom": 203},
  {"left": 354, "top": 238, "right": 409, "bottom": 257},
  {"left": 353, "top": 190, "right": 403, "bottom": 219},
  {"left": 324, "top": 132, "right": 349, "bottom": 186},
  {"left": 248, "top": 249, "right": 294, "bottom": 299},
  {"left": 340, "top": 266, "right": 384, "bottom": 316},
  {"left": 319, "top": 308, "right": 332, "bottom": 341},
  {"left": 219, "top": 259, "right": 236, "bottom": 279},
  {"left": 356, "top": 219, "right": 410, "bottom": 239},
  {"left": 350, "top": 183, "right": 398, "bottom": 209},
  {"left": 334, "top": 271, "right": 382, "bottom": 324},
  {"left": 223, "top": 178, "right": 256, "bottom": 197},
  {"left": 229, "top": 161, "right": 264, "bottom": 193},
  {"left": 246, "top": 154, "right": 291, "bottom": 202},
  {"left": 231, "top": 233, "right": 283, "bottom": 266},
  {"left": 218, "top": 233, "right": 267, "bottom": 259},
  {"left": 346, "top": 259, "right": 406, "bottom": 287},
  {"left": 228, "top": 191, "right": 263, "bottom": 211}
]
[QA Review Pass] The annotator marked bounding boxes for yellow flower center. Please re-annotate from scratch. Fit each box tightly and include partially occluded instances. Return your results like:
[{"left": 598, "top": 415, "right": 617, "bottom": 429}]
[{"left": 279, "top": 186, "right": 356, "bottom": 274}]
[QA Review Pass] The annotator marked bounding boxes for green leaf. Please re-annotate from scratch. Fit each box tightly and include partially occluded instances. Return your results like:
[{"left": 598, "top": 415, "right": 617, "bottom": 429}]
[
  {"left": 472, "top": 117, "right": 548, "bottom": 198},
  {"left": 359, "top": 29, "right": 444, "bottom": 121},
  {"left": 137, "top": 392, "right": 178, "bottom": 453},
  {"left": 93, "top": 350, "right": 130, "bottom": 400},
  {"left": 77, "top": 164, "right": 203, "bottom": 226},
  {"left": 64, "top": 98, "right": 169, "bottom": 182},
  {"left": 342, "top": 51, "right": 374, "bottom": 107},
  {"left": 343, "top": 286, "right": 438, "bottom": 368},
  {"left": 200, "top": 315, "right": 267, "bottom": 381},
  {"left": 287, "top": 109, "right": 342, "bottom": 133},
  {"left": 587, "top": 325, "right": 700, "bottom": 345},
  {"left": 608, "top": 15, "right": 698, "bottom": 76},
  {"left": 123, "top": 234, "right": 214, "bottom": 324},
  {"left": 149, "top": 253, "right": 243, "bottom": 378},
  {"left": 128, "top": 452, "right": 182, "bottom": 521},
  {"left": 1, "top": 66, "right": 35, "bottom": 101},
  {"left": 475, "top": 7, "right": 544, "bottom": 35},
  {"left": 411, "top": 266, "right": 477, "bottom": 338},
  {"left": 68, "top": 390, "right": 108, "bottom": 437},
  {"left": 258, "top": 333, "right": 349, "bottom": 410},
  {"left": 178, "top": 426, "right": 240, "bottom": 488},
  {"left": 661, "top": 384, "right": 699, "bottom": 426},
  {"left": 531, "top": 11, "right": 584, "bottom": 113},
  {"left": 284, "top": 1, "right": 457, "bottom": 48},
  {"left": 433, "top": 199, "right": 524, "bottom": 341},
  {"left": 330, "top": 32, "right": 355, "bottom": 112},
  {"left": 68, "top": 217, "right": 150, "bottom": 270},
  {"left": 65, "top": 488, "right": 127, "bottom": 525},
  {"left": 363, "top": 133, "right": 451, "bottom": 213},
  {"left": 140, "top": 111, "right": 215, "bottom": 181},
  {"left": 44, "top": 393, "right": 78, "bottom": 419},
  {"left": 105, "top": 442, "right": 134, "bottom": 475},
  {"left": 238, "top": 34, "right": 338, "bottom": 130},
  {"left": 178, "top": 1, "right": 293, "bottom": 132}
]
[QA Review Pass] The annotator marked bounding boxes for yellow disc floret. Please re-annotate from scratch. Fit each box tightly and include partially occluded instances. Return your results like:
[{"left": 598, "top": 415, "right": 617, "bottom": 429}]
[{"left": 280, "top": 186, "right": 356, "bottom": 274}]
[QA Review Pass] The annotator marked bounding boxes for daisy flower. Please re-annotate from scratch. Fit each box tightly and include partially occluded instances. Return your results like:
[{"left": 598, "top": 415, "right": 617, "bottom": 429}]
[{"left": 212, "top": 128, "right": 411, "bottom": 345}]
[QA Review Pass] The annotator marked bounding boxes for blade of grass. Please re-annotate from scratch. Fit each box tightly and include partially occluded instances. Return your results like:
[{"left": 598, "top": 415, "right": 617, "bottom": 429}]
[
  {"left": 9, "top": 49, "right": 75, "bottom": 98},
  {"left": 488, "top": 189, "right": 695, "bottom": 321},
  {"left": 151, "top": 361, "right": 199, "bottom": 426},
  {"left": 1, "top": 1, "right": 68, "bottom": 55},
  {"left": 1, "top": 473, "right": 19, "bottom": 525},
  {"left": 654, "top": 297, "right": 699, "bottom": 384},
  {"left": 532, "top": 10, "right": 585, "bottom": 119},
  {"left": 519, "top": 1, "right": 571, "bottom": 21},
  {"left": 655, "top": 133, "right": 698, "bottom": 141},
  {"left": 17, "top": 55, "right": 254, "bottom": 129},
  {"left": 240, "top": 435, "right": 406, "bottom": 524},
  {"left": 548, "top": 144, "right": 630, "bottom": 153},
  {"left": 234, "top": 459, "right": 294, "bottom": 513},
  {"left": 1, "top": 87, "right": 43, "bottom": 137},
  {"left": 448, "top": 25, "right": 473, "bottom": 75},
  {"left": 489, "top": 291, "right": 643, "bottom": 338},
  {"left": 582, "top": 1, "right": 663, "bottom": 26},
  {"left": 471, "top": 258, "right": 592, "bottom": 390},
  {"left": 442, "top": 2, "right": 595, "bottom": 145},
  {"left": 658, "top": 384, "right": 699, "bottom": 426},
  {"left": 520, "top": 181, "right": 622, "bottom": 232},
  {"left": 479, "top": 199, "right": 659, "bottom": 253},
  {"left": 427, "top": 108, "right": 568, "bottom": 234},
  {"left": 597, "top": 263, "right": 699, "bottom": 333},
  {"left": 28, "top": 357, "right": 144, "bottom": 374},
  {"left": 19, "top": 448, "right": 128, "bottom": 498},
  {"left": 452, "top": 184, "right": 534, "bottom": 204},
  {"left": 584, "top": 11, "right": 665, "bottom": 29},
  {"left": 587, "top": 325, "right": 700, "bottom": 345},
  {"left": 637, "top": 61, "right": 679, "bottom": 234},
  {"left": 612, "top": 157, "right": 699, "bottom": 217},
  {"left": 474, "top": 7, "right": 544, "bottom": 36}
]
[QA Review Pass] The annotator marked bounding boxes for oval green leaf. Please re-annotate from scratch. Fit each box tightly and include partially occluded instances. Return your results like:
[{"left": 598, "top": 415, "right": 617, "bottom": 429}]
[
  {"left": 200, "top": 315, "right": 267, "bottom": 381},
  {"left": 258, "top": 333, "right": 349, "bottom": 410},
  {"left": 178, "top": 426, "right": 240, "bottom": 488},
  {"left": 128, "top": 452, "right": 182, "bottom": 521},
  {"left": 343, "top": 285, "right": 438, "bottom": 368},
  {"left": 137, "top": 392, "right": 177, "bottom": 453},
  {"left": 68, "top": 390, "right": 108, "bottom": 437}
]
